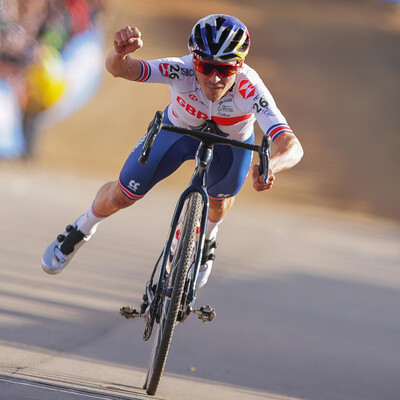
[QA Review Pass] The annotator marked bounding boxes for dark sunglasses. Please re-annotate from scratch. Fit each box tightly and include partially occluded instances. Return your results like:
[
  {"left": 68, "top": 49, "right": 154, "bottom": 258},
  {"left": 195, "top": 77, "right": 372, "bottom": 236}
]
[{"left": 193, "top": 59, "right": 242, "bottom": 78}]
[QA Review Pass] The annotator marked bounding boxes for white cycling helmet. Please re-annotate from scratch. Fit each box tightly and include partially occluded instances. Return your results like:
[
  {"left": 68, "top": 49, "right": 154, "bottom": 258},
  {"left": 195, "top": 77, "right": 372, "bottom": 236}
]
[{"left": 188, "top": 14, "right": 250, "bottom": 62}]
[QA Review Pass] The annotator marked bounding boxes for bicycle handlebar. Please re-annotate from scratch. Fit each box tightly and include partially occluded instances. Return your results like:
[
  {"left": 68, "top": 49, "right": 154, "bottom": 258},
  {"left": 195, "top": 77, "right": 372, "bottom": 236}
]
[{"left": 139, "top": 110, "right": 271, "bottom": 183}]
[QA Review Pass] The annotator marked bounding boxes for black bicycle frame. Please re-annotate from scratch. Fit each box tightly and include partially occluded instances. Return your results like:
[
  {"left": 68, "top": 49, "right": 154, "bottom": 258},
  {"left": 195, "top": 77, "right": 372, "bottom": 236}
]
[
  {"left": 141, "top": 110, "right": 271, "bottom": 312},
  {"left": 154, "top": 141, "right": 213, "bottom": 306}
]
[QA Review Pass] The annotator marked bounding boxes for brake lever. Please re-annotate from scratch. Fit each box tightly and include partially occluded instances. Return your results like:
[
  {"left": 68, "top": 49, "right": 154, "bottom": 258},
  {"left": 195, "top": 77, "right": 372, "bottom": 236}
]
[
  {"left": 258, "top": 135, "right": 271, "bottom": 184},
  {"left": 138, "top": 110, "right": 164, "bottom": 165}
]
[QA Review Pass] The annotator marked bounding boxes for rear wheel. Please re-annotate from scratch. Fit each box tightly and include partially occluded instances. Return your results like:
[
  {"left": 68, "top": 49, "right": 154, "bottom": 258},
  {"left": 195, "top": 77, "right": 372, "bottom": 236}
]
[{"left": 144, "top": 192, "right": 203, "bottom": 395}]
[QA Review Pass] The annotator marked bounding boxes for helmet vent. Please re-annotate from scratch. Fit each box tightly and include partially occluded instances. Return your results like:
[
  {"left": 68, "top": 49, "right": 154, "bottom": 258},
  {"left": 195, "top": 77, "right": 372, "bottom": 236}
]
[
  {"left": 224, "top": 29, "right": 244, "bottom": 53},
  {"left": 194, "top": 24, "right": 206, "bottom": 51},
  {"left": 206, "top": 23, "right": 231, "bottom": 57},
  {"left": 215, "top": 16, "right": 225, "bottom": 29},
  {"left": 238, "top": 35, "right": 250, "bottom": 53},
  {"left": 219, "top": 54, "right": 236, "bottom": 61}
]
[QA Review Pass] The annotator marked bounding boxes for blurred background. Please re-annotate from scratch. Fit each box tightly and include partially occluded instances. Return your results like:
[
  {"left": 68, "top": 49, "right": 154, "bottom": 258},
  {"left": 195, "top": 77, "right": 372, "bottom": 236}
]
[
  {"left": 1, "top": 0, "right": 399, "bottom": 221},
  {"left": 1, "top": 3, "right": 399, "bottom": 399}
]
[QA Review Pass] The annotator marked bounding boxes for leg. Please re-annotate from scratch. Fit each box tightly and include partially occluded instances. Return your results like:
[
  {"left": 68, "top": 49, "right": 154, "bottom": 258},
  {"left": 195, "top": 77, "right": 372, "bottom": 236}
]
[
  {"left": 42, "top": 180, "right": 138, "bottom": 275},
  {"left": 73, "top": 180, "right": 137, "bottom": 238},
  {"left": 205, "top": 196, "right": 235, "bottom": 247},
  {"left": 206, "top": 134, "right": 254, "bottom": 230},
  {"left": 198, "top": 134, "right": 254, "bottom": 288},
  {"left": 197, "top": 197, "right": 236, "bottom": 289},
  {"left": 208, "top": 196, "right": 235, "bottom": 223},
  {"left": 43, "top": 110, "right": 199, "bottom": 274},
  {"left": 92, "top": 180, "right": 137, "bottom": 217}
]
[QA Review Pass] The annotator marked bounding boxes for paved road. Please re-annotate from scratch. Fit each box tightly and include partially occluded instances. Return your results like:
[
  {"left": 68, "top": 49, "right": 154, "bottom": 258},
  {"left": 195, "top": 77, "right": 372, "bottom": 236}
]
[{"left": 1, "top": 165, "right": 400, "bottom": 400}]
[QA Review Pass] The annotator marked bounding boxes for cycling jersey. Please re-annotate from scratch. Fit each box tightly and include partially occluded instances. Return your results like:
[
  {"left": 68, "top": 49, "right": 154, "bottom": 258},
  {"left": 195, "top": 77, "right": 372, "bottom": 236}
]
[
  {"left": 119, "top": 54, "right": 294, "bottom": 201},
  {"left": 134, "top": 54, "right": 293, "bottom": 142}
]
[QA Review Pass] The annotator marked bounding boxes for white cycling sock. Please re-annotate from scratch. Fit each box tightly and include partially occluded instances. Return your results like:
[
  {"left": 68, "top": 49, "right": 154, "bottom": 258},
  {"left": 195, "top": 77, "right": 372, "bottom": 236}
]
[
  {"left": 75, "top": 204, "right": 106, "bottom": 236},
  {"left": 205, "top": 218, "right": 222, "bottom": 240},
  {"left": 197, "top": 219, "right": 221, "bottom": 289}
]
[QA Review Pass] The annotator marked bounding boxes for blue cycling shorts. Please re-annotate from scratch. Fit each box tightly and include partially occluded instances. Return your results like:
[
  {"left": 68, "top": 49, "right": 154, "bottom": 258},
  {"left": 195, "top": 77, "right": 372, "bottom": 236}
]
[{"left": 119, "top": 111, "right": 254, "bottom": 201}]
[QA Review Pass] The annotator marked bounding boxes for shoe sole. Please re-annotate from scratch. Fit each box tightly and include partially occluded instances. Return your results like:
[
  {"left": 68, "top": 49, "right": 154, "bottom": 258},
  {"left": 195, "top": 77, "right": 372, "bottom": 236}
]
[{"left": 42, "top": 239, "right": 66, "bottom": 274}]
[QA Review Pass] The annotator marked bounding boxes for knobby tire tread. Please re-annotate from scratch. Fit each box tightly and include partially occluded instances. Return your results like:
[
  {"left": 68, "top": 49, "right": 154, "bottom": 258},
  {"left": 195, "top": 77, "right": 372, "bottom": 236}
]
[{"left": 146, "top": 192, "right": 203, "bottom": 395}]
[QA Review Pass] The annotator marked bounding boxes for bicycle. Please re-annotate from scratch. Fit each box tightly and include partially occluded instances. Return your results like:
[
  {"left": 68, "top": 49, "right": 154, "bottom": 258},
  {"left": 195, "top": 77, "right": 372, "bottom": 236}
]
[{"left": 120, "top": 110, "right": 271, "bottom": 395}]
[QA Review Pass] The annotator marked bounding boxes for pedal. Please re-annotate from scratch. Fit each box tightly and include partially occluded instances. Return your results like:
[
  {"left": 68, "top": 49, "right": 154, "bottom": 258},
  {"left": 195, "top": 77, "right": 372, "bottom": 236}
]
[
  {"left": 120, "top": 306, "right": 142, "bottom": 319},
  {"left": 192, "top": 305, "right": 216, "bottom": 323}
]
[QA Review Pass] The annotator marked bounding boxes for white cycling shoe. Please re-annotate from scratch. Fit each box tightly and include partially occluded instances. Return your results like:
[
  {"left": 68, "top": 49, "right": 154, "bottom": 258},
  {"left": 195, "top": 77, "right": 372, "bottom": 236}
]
[{"left": 42, "top": 224, "right": 90, "bottom": 274}]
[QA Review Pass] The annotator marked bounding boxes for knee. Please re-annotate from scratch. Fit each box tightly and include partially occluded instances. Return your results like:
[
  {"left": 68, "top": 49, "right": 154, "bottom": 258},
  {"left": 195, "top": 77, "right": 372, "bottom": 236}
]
[
  {"left": 209, "top": 197, "right": 235, "bottom": 221},
  {"left": 110, "top": 183, "right": 136, "bottom": 210},
  {"left": 209, "top": 199, "right": 225, "bottom": 214}
]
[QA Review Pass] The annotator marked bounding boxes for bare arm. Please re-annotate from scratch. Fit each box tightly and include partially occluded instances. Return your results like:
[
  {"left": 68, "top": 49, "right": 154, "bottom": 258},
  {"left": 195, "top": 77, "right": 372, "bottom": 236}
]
[
  {"left": 105, "top": 26, "right": 144, "bottom": 80},
  {"left": 252, "top": 131, "right": 304, "bottom": 191}
]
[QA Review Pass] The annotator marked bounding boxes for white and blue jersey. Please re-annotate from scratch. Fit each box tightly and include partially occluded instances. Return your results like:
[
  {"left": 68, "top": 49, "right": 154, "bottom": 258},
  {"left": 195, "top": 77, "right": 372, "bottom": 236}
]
[{"left": 119, "top": 55, "right": 293, "bottom": 200}]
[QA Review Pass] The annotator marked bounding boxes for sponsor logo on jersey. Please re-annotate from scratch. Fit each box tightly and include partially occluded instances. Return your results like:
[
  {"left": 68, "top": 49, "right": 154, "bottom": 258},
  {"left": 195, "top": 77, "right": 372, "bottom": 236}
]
[
  {"left": 159, "top": 63, "right": 169, "bottom": 77},
  {"left": 176, "top": 96, "right": 208, "bottom": 120},
  {"left": 216, "top": 103, "right": 233, "bottom": 115},
  {"left": 158, "top": 63, "right": 181, "bottom": 79},
  {"left": 189, "top": 94, "right": 198, "bottom": 101},
  {"left": 181, "top": 67, "right": 194, "bottom": 77},
  {"left": 128, "top": 180, "right": 140, "bottom": 192},
  {"left": 239, "top": 80, "right": 256, "bottom": 99},
  {"left": 175, "top": 96, "right": 252, "bottom": 125},
  {"left": 119, "top": 180, "right": 143, "bottom": 200}
]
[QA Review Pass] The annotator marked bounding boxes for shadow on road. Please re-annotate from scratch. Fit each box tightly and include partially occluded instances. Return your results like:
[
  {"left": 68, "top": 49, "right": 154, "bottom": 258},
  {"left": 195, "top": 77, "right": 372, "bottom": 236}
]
[
  {"left": 1, "top": 271, "right": 400, "bottom": 400},
  {"left": 0, "top": 366, "right": 155, "bottom": 400}
]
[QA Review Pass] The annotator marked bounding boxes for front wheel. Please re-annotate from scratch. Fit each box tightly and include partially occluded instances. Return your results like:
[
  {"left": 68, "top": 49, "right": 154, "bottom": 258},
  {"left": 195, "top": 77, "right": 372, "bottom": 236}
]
[{"left": 144, "top": 192, "right": 203, "bottom": 395}]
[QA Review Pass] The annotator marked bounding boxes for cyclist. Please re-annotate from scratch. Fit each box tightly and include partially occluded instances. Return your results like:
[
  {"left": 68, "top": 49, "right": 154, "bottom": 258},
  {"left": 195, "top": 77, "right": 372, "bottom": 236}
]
[{"left": 42, "top": 14, "right": 304, "bottom": 288}]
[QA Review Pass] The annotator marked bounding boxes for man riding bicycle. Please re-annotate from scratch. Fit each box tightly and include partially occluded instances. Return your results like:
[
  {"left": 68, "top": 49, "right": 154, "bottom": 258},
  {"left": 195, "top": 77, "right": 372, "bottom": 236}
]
[{"left": 42, "top": 14, "right": 304, "bottom": 287}]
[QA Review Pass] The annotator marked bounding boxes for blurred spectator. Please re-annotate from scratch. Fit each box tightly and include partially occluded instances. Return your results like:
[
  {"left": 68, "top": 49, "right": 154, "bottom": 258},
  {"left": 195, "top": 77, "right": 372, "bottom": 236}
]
[{"left": 0, "top": 0, "right": 104, "bottom": 158}]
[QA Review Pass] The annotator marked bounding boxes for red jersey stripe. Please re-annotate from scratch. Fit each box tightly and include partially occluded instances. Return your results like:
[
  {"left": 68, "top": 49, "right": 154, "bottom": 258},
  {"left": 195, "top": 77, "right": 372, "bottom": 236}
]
[
  {"left": 268, "top": 124, "right": 292, "bottom": 139},
  {"left": 211, "top": 113, "right": 252, "bottom": 126},
  {"left": 119, "top": 180, "right": 144, "bottom": 200},
  {"left": 137, "top": 61, "right": 150, "bottom": 82}
]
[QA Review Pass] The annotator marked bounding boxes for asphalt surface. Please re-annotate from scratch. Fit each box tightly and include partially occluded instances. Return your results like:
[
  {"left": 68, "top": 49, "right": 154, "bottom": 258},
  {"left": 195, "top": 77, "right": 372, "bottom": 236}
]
[{"left": 1, "top": 165, "right": 400, "bottom": 400}]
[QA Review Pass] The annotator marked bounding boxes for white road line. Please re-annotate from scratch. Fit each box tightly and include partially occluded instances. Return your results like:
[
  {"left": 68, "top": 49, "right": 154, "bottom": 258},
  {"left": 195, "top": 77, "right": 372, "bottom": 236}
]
[{"left": 0, "top": 377, "right": 127, "bottom": 400}]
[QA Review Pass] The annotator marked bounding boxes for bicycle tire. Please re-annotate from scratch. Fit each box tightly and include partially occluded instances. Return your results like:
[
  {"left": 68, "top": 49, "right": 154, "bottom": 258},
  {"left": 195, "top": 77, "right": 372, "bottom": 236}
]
[{"left": 144, "top": 192, "right": 203, "bottom": 395}]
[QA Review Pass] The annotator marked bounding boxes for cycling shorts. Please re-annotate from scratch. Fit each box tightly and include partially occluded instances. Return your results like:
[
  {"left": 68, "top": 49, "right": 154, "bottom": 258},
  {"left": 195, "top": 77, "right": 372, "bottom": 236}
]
[{"left": 119, "top": 111, "right": 254, "bottom": 201}]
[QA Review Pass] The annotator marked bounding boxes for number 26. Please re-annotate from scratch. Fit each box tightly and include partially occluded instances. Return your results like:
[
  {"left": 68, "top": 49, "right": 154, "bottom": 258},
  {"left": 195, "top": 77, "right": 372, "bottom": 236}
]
[{"left": 252, "top": 97, "right": 269, "bottom": 113}]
